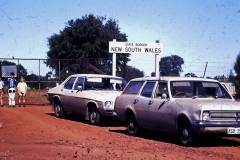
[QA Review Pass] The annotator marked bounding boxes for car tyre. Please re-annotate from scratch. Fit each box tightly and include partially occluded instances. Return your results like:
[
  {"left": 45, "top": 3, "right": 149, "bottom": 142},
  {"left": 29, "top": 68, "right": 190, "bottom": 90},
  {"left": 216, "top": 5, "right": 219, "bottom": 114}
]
[
  {"left": 127, "top": 114, "right": 139, "bottom": 136},
  {"left": 54, "top": 102, "right": 65, "bottom": 118},
  {"left": 178, "top": 121, "right": 196, "bottom": 146},
  {"left": 89, "top": 108, "right": 101, "bottom": 125}
]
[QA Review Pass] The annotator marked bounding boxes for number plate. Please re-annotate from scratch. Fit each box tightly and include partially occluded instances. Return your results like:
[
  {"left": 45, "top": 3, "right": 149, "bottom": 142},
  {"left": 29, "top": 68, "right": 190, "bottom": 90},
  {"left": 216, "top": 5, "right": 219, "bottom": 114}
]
[{"left": 227, "top": 128, "right": 240, "bottom": 134}]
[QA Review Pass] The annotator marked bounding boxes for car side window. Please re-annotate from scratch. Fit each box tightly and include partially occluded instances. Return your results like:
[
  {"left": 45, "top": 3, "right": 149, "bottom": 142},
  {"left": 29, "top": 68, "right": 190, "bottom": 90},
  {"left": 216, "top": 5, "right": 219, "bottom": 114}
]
[
  {"left": 64, "top": 77, "right": 76, "bottom": 90},
  {"left": 141, "top": 81, "right": 156, "bottom": 98},
  {"left": 74, "top": 77, "right": 85, "bottom": 90},
  {"left": 155, "top": 82, "right": 169, "bottom": 98},
  {"left": 123, "top": 81, "right": 144, "bottom": 95}
]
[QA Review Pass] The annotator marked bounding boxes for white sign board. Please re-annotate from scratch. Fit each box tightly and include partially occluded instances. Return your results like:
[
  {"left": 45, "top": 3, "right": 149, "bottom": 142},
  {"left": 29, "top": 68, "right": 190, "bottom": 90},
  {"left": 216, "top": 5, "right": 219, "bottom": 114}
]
[
  {"left": 1, "top": 65, "right": 17, "bottom": 77},
  {"left": 109, "top": 41, "right": 163, "bottom": 54}
]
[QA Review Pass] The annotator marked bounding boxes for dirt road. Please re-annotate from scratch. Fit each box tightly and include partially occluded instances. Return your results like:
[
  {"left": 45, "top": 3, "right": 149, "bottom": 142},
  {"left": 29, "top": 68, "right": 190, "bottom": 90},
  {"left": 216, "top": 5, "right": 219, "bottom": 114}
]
[{"left": 0, "top": 106, "right": 239, "bottom": 160}]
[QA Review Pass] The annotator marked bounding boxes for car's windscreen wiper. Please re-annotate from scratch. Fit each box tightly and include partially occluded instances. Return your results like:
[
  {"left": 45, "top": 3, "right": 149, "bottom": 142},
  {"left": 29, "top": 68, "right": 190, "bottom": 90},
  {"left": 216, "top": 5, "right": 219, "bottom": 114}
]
[{"left": 192, "top": 96, "right": 198, "bottom": 99}]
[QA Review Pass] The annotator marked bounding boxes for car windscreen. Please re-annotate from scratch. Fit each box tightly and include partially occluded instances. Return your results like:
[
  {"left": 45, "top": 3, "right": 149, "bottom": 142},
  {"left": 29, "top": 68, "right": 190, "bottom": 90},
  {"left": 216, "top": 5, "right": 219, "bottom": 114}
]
[
  {"left": 85, "top": 77, "right": 123, "bottom": 90},
  {"left": 170, "top": 81, "right": 231, "bottom": 99}
]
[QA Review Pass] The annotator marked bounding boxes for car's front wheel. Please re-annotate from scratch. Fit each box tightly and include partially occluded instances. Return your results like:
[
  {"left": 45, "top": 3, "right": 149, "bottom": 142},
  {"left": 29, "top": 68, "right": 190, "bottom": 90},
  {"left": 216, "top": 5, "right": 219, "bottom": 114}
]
[
  {"left": 178, "top": 121, "right": 196, "bottom": 146},
  {"left": 127, "top": 114, "right": 139, "bottom": 136},
  {"left": 54, "top": 102, "right": 65, "bottom": 118},
  {"left": 89, "top": 108, "right": 101, "bottom": 125}
]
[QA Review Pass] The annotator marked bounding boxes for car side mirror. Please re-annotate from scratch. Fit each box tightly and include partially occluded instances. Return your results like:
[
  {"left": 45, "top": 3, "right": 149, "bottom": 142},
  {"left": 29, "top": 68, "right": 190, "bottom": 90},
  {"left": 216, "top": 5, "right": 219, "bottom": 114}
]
[
  {"left": 161, "top": 93, "right": 167, "bottom": 99},
  {"left": 77, "top": 85, "right": 83, "bottom": 92}
]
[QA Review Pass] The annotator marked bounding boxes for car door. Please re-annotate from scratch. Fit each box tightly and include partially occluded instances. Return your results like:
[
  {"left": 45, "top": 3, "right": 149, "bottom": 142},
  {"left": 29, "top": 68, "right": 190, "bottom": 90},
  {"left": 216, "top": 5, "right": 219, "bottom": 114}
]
[
  {"left": 60, "top": 76, "right": 77, "bottom": 112},
  {"left": 115, "top": 81, "right": 145, "bottom": 122},
  {"left": 133, "top": 81, "right": 157, "bottom": 129},
  {"left": 147, "top": 81, "right": 177, "bottom": 132},
  {"left": 70, "top": 76, "right": 86, "bottom": 114}
]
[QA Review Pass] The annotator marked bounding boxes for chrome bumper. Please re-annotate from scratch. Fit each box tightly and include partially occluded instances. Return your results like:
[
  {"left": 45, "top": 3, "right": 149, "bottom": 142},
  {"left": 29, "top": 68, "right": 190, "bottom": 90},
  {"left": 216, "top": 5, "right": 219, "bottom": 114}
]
[{"left": 192, "top": 121, "right": 240, "bottom": 135}]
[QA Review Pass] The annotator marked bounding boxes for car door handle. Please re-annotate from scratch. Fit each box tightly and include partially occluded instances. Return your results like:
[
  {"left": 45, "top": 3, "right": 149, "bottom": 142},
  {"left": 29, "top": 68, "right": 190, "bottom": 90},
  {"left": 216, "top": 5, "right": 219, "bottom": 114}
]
[
  {"left": 133, "top": 99, "right": 139, "bottom": 104},
  {"left": 158, "top": 101, "right": 167, "bottom": 110},
  {"left": 148, "top": 100, "right": 153, "bottom": 105}
]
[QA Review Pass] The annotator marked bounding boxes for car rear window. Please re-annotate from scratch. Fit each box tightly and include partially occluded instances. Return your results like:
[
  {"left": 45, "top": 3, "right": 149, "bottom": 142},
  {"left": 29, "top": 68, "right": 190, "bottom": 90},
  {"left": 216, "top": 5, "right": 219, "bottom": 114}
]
[
  {"left": 170, "top": 81, "right": 232, "bottom": 99},
  {"left": 123, "top": 81, "right": 144, "bottom": 95},
  {"left": 155, "top": 82, "right": 169, "bottom": 98}
]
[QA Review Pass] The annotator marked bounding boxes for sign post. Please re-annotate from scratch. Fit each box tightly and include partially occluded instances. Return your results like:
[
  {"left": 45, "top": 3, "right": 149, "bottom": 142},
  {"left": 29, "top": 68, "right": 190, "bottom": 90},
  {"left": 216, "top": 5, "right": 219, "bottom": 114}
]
[
  {"left": 109, "top": 40, "right": 163, "bottom": 77},
  {"left": 155, "top": 40, "right": 160, "bottom": 77},
  {"left": 111, "top": 39, "right": 117, "bottom": 76}
]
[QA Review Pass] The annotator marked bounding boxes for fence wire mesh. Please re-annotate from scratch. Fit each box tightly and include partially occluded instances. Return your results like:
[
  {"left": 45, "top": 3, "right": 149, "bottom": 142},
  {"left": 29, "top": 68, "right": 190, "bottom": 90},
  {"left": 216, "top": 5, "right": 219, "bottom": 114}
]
[{"left": 0, "top": 57, "right": 234, "bottom": 105}]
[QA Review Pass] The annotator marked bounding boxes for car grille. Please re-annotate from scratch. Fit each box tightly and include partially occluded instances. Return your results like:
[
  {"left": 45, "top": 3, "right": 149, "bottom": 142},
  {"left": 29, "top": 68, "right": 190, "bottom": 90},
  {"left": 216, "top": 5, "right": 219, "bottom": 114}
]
[{"left": 209, "top": 111, "right": 240, "bottom": 122}]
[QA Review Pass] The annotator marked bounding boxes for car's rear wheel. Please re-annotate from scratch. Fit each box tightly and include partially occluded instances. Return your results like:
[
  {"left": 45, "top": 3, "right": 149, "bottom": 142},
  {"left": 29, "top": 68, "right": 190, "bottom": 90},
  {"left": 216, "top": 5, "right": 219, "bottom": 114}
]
[
  {"left": 54, "top": 102, "right": 65, "bottom": 118},
  {"left": 178, "top": 121, "right": 196, "bottom": 146},
  {"left": 89, "top": 108, "right": 101, "bottom": 125},
  {"left": 127, "top": 114, "right": 139, "bottom": 136}
]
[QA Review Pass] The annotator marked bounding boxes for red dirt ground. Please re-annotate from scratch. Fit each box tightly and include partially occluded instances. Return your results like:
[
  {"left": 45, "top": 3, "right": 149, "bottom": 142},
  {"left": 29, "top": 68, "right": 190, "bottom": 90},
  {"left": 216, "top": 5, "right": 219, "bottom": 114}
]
[
  {"left": 0, "top": 106, "right": 240, "bottom": 160},
  {"left": 1, "top": 90, "right": 50, "bottom": 105}
]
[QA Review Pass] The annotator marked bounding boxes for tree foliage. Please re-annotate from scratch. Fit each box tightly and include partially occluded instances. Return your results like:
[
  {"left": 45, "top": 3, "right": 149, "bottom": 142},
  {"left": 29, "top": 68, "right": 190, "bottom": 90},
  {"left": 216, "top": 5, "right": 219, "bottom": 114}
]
[
  {"left": 185, "top": 72, "right": 197, "bottom": 77},
  {"left": 234, "top": 53, "right": 240, "bottom": 76},
  {"left": 46, "top": 14, "right": 139, "bottom": 80},
  {"left": 159, "top": 55, "right": 184, "bottom": 76},
  {"left": 121, "top": 65, "right": 144, "bottom": 82},
  {"left": 233, "top": 54, "right": 240, "bottom": 98},
  {"left": 214, "top": 75, "right": 228, "bottom": 82}
]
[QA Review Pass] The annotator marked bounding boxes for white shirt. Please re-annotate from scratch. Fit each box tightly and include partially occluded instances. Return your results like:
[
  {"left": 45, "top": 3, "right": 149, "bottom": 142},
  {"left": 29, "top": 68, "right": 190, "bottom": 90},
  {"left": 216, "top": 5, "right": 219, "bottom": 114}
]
[
  {"left": 0, "top": 80, "right": 4, "bottom": 90},
  {"left": 17, "top": 82, "right": 28, "bottom": 94}
]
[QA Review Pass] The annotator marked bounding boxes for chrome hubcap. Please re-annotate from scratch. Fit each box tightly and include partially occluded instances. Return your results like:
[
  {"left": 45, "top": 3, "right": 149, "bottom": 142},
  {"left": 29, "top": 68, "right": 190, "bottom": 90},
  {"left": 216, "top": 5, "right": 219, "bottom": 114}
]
[
  {"left": 129, "top": 122, "right": 134, "bottom": 130},
  {"left": 128, "top": 121, "right": 136, "bottom": 134},
  {"left": 182, "top": 128, "right": 189, "bottom": 140},
  {"left": 91, "top": 112, "right": 97, "bottom": 121},
  {"left": 55, "top": 105, "right": 61, "bottom": 114}
]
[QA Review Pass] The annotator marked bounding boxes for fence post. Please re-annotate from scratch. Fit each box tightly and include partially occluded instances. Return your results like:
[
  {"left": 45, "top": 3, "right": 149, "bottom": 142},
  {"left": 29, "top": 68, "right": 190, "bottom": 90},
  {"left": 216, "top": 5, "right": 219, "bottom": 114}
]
[{"left": 38, "top": 59, "right": 41, "bottom": 90}]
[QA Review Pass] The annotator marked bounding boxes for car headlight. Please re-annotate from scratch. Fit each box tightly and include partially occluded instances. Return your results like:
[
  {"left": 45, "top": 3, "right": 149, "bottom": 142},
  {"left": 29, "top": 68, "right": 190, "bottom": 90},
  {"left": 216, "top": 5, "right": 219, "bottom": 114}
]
[
  {"left": 202, "top": 112, "right": 210, "bottom": 121},
  {"left": 103, "top": 101, "right": 113, "bottom": 110}
]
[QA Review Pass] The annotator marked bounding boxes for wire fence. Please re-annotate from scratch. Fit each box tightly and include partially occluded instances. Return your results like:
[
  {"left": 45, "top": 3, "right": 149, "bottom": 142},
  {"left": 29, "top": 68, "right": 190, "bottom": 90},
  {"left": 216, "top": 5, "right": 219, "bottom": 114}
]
[
  {"left": 0, "top": 57, "right": 234, "bottom": 105},
  {"left": 0, "top": 57, "right": 94, "bottom": 89},
  {"left": 0, "top": 57, "right": 234, "bottom": 86}
]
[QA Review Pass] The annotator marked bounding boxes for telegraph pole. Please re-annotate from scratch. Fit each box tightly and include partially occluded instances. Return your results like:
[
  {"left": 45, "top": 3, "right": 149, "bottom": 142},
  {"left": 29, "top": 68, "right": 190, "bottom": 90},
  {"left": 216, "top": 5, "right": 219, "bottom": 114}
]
[{"left": 203, "top": 61, "right": 208, "bottom": 78}]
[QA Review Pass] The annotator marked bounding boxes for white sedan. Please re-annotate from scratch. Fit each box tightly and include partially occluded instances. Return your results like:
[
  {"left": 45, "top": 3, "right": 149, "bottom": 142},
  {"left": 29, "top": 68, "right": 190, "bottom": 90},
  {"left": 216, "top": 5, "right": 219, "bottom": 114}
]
[{"left": 48, "top": 74, "right": 124, "bottom": 125}]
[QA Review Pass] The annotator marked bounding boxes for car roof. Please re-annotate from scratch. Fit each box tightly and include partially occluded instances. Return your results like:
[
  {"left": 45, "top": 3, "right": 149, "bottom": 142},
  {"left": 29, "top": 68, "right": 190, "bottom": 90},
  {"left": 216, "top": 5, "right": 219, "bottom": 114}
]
[
  {"left": 70, "top": 74, "right": 123, "bottom": 79},
  {"left": 130, "top": 76, "right": 219, "bottom": 82}
]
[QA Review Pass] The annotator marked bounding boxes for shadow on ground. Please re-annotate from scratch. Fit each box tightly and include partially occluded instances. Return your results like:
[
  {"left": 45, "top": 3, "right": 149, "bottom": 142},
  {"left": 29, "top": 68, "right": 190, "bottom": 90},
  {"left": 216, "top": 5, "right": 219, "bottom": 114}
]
[
  {"left": 46, "top": 112, "right": 240, "bottom": 147},
  {"left": 46, "top": 112, "right": 123, "bottom": 127},
  {"left": 109, "top": 128, "right": 240, "bottom": 147}
]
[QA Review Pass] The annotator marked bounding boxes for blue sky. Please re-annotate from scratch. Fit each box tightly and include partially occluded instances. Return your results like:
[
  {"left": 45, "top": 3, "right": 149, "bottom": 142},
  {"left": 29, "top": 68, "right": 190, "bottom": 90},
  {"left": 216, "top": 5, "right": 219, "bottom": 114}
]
[{"left": 0, "top": 0, "right": 240, "bottom": 77}]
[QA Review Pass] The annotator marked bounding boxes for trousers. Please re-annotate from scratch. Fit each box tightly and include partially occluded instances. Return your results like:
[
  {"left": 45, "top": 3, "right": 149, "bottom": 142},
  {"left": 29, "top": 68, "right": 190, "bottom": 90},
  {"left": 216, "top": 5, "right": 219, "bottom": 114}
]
[{"left": 8, "top": 88, "right": 16, "bottom": 106}]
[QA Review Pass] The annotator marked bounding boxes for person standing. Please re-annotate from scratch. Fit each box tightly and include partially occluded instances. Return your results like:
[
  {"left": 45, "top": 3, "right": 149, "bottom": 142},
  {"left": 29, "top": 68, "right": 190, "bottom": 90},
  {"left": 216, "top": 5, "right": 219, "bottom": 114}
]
[
  {"left": 17, "top": 77, "right": 28, "bottom": 107},
  {"left": 7, "top": 72, "right": 17, "bottom": 107},
  {"left": 0, "top": 77, "right": 4, "bottom": 107}
]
